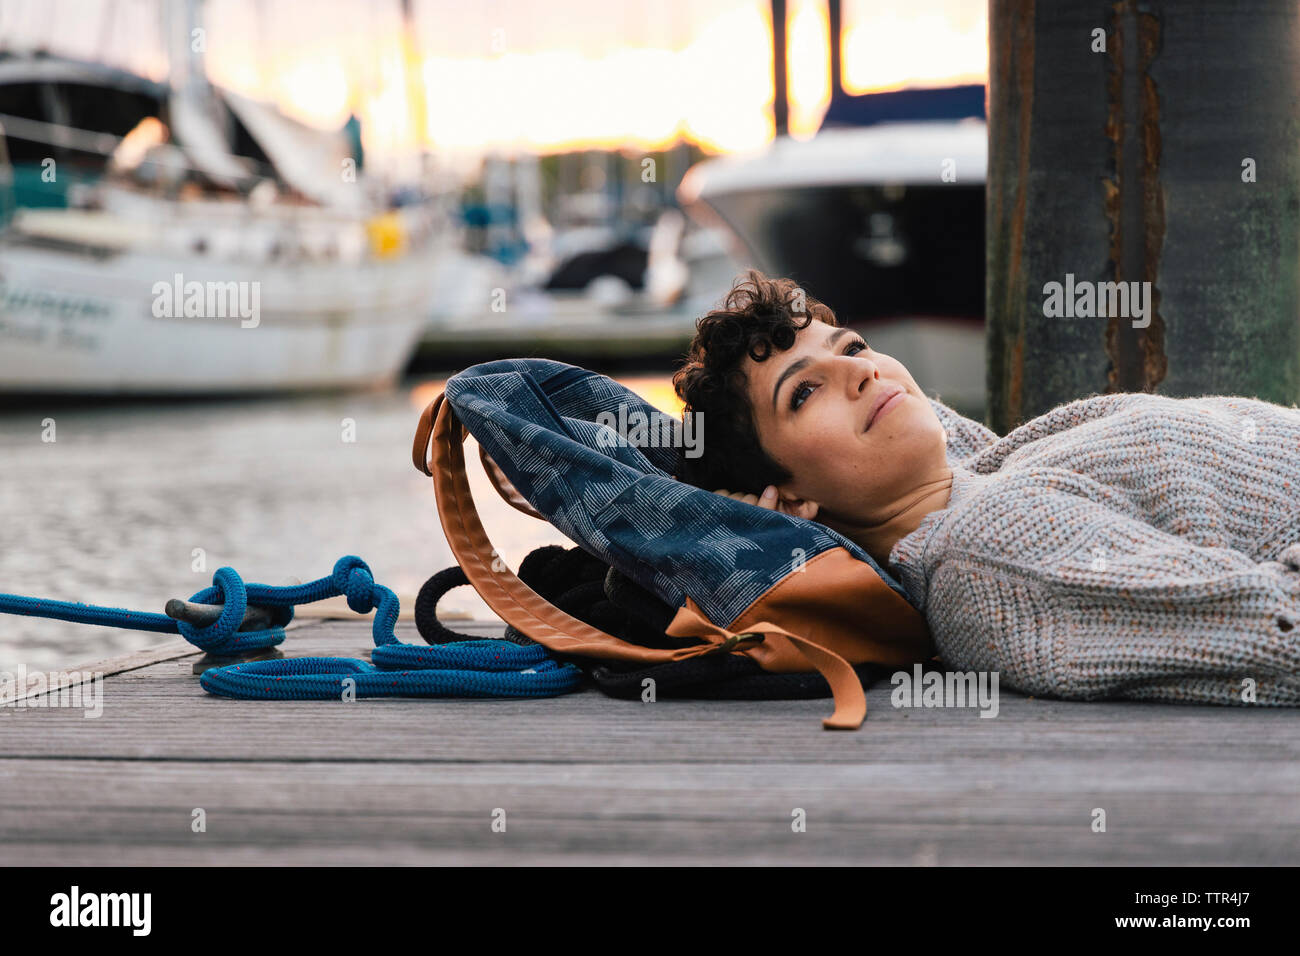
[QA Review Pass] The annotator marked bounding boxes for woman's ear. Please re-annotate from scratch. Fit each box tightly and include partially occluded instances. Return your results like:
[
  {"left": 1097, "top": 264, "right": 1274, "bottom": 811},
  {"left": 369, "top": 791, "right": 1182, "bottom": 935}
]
[{"left": 775, "top": 485, "right": 819, "bottom": 520}]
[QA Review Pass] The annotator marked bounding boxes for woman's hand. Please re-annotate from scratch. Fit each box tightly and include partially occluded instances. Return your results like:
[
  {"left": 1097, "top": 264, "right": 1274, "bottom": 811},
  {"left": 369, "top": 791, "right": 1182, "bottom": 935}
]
[
  {"left": 714, "top": 485, "right": 819, "bottom": 520},
  {"left": 714, "top": 485, "right": 781, "bottom": 512}
]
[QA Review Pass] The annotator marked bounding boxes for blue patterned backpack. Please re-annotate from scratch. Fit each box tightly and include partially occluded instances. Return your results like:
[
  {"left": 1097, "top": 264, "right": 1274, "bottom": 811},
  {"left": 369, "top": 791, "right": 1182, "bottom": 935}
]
[{"left": 411, "top": 358, "right": 933, "bottom": 730}]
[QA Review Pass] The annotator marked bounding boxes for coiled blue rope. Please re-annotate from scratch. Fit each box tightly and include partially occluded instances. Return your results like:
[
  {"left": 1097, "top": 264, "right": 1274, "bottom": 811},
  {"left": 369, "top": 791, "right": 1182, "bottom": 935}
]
[{"left": 0, "top": 556, "right": 582, "bottom": 700}]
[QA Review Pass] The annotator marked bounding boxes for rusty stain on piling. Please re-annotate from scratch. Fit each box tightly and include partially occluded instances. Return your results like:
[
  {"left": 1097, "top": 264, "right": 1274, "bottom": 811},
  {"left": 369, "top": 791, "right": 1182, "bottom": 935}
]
[
  {"left": 1104, "top": 0, "right": 1167, "bottom": 394},
  {"left": 989, "top": 0, "right": 1035, "bottom": 429}
]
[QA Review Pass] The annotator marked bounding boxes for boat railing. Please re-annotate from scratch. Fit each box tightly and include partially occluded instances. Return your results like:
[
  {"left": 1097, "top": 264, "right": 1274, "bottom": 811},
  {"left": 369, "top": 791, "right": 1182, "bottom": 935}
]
[
  {"left": 0, "top": 112, "right": 439, "bottom": 263},
  {"left": 0, "top": 110, "right": 271, "bottom": 184}
]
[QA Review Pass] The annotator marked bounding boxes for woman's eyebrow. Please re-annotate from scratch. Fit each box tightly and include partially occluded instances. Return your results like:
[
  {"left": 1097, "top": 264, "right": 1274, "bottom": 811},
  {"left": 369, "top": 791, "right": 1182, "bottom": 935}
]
[
  {"left": 770, "top": 327, "right": 852, "bottom": 411},
  {"left": 772, "top": 357, "right": 810, "bottom": 411}
]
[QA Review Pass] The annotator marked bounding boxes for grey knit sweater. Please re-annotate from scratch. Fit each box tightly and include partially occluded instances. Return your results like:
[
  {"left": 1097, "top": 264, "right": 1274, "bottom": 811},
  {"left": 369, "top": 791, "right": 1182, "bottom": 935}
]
[{"left": 887, "top": 394, "right": 1300, "bottom": 706}]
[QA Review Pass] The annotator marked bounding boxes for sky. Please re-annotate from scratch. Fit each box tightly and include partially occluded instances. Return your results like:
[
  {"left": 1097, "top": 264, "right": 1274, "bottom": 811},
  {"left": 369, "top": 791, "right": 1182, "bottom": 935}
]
[{"left": 0, "top": 0, "right": 987, "bottom": 171}]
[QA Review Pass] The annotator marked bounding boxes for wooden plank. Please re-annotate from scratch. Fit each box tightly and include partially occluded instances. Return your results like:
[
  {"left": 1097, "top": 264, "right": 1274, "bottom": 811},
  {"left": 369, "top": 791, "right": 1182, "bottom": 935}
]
[
  {"left": 7, "top": 667, "right": 1297, "bottom": 763},
  {"left": 0, "top": 758, "right": 1295, "bottom": 865},
  {"left": 3, "top": 619, "right": 1296, "bottom": 765},
  {"left": 0, "top": 638, "right": 199, "bottom": 706},
  {"left": 287, "top": 594, "right": 472, "bottom": 621}
]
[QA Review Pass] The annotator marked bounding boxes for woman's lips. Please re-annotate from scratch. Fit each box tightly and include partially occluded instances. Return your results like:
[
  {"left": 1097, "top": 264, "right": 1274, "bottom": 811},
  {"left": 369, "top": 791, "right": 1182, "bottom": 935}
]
[{"left": 865, "top": 389, "right": 906, "bottom": 431}]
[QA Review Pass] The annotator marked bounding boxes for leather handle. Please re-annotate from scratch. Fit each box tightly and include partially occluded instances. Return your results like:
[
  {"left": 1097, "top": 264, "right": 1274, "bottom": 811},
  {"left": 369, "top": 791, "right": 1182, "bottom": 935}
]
[{"left": 413, "top": 398, "right": 436, "bottom": 475}]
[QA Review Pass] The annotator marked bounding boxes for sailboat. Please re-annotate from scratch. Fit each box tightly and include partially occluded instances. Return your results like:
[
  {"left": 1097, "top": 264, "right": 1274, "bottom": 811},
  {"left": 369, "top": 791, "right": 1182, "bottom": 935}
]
[{"left": 0, "top": 15, "right": 444, "bottom": 396}]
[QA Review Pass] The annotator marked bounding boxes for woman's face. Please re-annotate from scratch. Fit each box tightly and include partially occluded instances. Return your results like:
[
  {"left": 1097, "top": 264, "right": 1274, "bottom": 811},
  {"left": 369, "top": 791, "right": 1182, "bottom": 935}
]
[{"left": 741, "top": 318, "right": 949, "bottom": 527}]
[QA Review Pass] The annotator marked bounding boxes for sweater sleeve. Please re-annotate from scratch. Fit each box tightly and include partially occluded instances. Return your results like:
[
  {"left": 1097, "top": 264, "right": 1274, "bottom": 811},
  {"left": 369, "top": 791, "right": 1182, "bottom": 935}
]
[{"left": 925, "top": 483, "right": 1300, "bottom": 707}]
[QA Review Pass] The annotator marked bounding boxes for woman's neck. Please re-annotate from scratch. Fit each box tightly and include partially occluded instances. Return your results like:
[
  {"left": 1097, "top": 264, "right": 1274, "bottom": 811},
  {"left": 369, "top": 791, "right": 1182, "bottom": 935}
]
[{"left": 824, "top": 467, "right": 955, "bottom": 566}]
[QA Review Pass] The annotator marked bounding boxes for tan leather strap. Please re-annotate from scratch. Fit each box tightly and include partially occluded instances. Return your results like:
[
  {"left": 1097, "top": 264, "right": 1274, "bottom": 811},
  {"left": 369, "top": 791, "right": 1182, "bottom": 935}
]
[
  {"left": 412, "top": 394, "right": 448, "bottom": 476},
  {"left": 412, "top": 396, "right": 550, "bottom": 527},
  {"left": 413, "top": 392, "right": 867, "bottom": 729},
  {"left": 666, "top": 600, "right": 866, "bottom": 730},
  {"left": 479, "top": 444, "right": 546, "bottom": 520}
]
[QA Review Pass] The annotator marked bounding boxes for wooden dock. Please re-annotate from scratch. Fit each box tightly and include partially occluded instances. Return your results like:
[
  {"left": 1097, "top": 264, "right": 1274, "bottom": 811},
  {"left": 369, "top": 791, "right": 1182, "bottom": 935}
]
[{"left": 2, "top": 616, "right": 1297, "bottom": 865}]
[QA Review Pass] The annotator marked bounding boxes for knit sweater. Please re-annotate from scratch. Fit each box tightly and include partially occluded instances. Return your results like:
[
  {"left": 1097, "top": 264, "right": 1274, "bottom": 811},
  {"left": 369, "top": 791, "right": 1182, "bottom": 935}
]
[{"left": 887, "top": 394, "right": 1300, "bottom": 706}]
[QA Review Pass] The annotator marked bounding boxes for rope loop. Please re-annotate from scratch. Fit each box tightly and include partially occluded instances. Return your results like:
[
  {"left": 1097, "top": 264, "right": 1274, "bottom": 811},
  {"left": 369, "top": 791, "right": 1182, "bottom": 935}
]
[
  {"left": 0, "top": 555, "right": 583, "bottom": 701},
  {"left": 177, "top": 566, "right": 291, "bottom": 654}
]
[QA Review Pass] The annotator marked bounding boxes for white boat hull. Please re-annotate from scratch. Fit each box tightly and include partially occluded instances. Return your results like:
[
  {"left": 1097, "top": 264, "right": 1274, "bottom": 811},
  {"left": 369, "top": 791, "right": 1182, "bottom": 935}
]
[{"left": 0, "top": 240, "right": 434, "bottom": 394}]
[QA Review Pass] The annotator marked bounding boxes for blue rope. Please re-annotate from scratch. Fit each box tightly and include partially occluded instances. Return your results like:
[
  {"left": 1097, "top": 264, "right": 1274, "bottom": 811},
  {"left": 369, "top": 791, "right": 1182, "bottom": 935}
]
[
  {"left": 0, "top": 556, "right": 582, "bottom": 700},
  {"left": 200, "top": 647, "right": 580, "bottom": 700}
]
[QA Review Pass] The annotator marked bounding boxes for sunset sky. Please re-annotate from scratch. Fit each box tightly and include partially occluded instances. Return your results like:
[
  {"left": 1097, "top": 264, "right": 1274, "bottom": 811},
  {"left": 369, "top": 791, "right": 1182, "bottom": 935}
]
[{"left": 0, "top": 0, "right": 987, "bottom": 172}]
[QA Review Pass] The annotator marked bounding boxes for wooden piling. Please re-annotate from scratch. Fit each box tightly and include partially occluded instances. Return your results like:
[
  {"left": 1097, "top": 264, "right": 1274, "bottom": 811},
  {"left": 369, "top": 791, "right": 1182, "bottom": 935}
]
[{"left": 987, "top": 0, "right": 1300, "bottom": 433}]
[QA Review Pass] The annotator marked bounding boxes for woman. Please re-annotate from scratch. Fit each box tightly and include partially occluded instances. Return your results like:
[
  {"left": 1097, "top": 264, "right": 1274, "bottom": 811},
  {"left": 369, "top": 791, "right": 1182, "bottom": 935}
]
[{"left": 673, "top": 270, "right": 1300, "bottom": 706}]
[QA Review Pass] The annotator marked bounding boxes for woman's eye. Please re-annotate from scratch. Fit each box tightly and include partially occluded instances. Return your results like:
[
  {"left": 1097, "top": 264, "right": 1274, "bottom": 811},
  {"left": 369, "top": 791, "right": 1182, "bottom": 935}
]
[{"left": 788, "top": 340, "right": 868, "bottom": 411}]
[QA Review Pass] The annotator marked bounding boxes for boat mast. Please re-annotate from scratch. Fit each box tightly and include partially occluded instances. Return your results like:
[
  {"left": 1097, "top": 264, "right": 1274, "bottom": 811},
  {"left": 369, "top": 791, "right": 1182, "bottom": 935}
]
[
  {"left": 165, "top": 0, "right": 229, "bottom": 141},
  {"left": 166, "top": 0, "right": 209, "bottom": 100},
  {"left": 770, "top": 0, "right": 788, "bottom": 137}
]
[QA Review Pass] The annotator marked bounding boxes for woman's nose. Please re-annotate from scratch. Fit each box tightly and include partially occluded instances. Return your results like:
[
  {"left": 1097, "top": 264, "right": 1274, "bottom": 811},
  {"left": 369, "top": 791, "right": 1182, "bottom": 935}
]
[{"left": 846, "top": 357, "right": 879, "bottom": 395}]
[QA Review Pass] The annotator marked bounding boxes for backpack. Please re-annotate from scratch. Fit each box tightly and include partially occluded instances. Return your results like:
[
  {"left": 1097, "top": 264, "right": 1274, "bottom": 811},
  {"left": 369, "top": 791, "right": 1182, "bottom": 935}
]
[
  {"left": 411, "top": 358, "right": 933, "bottom": 730},
  {"left": 414, "top": 542, "right": 900, "bottom": 702}
]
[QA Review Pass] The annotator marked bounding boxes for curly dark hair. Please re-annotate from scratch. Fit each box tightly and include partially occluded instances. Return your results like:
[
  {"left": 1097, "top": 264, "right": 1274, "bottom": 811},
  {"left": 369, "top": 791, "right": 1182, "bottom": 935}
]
[{"left": 672, "top": 268, "right": 838, "bottom": 492}]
